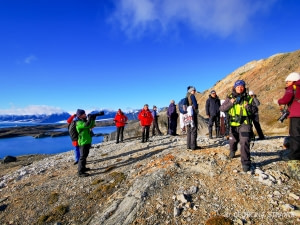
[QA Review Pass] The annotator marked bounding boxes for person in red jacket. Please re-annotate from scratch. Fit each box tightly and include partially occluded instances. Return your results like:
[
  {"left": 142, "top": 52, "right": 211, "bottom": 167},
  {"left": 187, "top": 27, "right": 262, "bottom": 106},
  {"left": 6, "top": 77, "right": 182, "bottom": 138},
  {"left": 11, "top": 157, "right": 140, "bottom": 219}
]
[
  {"left": 278, "top": 72, "right": 300, "bottom": 160},
  {"left": 67, "top": 114, "right": 80, "bottom": 165},
  {"left": 138, "top": 104, "right": 153, "bottom": 143},
  {"left": 114, "top": 109, "right": 128, "bottom": 144}
]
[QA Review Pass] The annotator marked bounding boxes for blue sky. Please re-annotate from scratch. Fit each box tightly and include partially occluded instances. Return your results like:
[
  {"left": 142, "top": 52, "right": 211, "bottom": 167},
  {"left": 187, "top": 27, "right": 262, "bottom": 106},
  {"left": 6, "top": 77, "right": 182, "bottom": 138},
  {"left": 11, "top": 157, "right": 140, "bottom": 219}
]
[{"left": 1, "top": 0, "right": 300, "bottom": 115}]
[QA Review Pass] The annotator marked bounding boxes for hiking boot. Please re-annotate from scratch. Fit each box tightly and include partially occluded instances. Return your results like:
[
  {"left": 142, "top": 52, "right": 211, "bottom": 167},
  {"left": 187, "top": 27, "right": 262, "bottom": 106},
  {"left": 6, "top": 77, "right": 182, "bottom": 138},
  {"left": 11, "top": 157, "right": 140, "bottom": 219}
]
[
  {"left": 78, "top": 172, "right": 89, "bottom": 177},
  {"left": 242, "top": 165, "right": 250, "bottom": 172},
  {"left": 229, "top": 151, "right": 235, "bottom": 159}
]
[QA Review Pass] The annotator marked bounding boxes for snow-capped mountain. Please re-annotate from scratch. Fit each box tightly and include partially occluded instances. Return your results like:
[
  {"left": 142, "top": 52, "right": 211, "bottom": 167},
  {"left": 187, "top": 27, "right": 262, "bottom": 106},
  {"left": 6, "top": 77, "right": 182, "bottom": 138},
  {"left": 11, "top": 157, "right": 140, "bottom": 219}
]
[{"left": 0, "top": 110, "right": 140, "bottom": 124}]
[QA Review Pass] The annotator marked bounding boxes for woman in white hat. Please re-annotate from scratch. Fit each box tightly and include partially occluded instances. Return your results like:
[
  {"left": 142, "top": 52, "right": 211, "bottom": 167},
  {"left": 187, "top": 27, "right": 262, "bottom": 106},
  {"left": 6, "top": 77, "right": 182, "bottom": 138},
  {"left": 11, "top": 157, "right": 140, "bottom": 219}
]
[{"left": 278, "top": 72, "right": 300, "bottom": 160}]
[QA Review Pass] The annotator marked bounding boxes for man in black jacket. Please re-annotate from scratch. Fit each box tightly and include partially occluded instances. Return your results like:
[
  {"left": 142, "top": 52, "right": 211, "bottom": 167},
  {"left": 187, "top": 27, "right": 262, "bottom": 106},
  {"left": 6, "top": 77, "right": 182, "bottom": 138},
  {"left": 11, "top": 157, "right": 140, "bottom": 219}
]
[{"left": 205, "top": 90, "right": 221, "bottom": 138}]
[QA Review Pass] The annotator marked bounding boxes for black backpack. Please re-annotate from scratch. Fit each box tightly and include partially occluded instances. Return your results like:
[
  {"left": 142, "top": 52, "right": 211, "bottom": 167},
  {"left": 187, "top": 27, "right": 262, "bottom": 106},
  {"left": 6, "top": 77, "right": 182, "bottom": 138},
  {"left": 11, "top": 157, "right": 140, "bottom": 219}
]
[
  {"left": 178, "top": 97, "right": 188, "bottom": 114},
  {"left": 68, "top": 120, "right": 78, "bottom": 141}
]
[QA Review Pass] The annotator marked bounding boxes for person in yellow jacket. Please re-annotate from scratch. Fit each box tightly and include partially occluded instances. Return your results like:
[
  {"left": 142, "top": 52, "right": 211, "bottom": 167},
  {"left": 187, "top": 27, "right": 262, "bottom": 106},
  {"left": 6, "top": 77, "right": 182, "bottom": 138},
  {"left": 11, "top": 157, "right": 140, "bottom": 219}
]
[{"left": 220, "top": 80, "right": 257, "bottom": 172}]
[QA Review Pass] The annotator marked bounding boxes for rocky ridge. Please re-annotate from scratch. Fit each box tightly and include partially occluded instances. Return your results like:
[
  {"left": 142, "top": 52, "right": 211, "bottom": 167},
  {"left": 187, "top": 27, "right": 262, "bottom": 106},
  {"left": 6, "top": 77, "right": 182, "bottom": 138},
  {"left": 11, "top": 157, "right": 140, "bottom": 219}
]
[{"left": 0, "top": 134, "right": 299, "bottom": 224}]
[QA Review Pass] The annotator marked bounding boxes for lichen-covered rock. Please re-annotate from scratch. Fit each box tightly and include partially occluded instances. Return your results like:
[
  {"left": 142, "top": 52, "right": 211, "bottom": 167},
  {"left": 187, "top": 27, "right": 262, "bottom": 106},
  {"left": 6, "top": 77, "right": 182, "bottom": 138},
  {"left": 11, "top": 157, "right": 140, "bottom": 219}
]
[{"left": 287, "top": 160, "right": 300, "bottom": 181}]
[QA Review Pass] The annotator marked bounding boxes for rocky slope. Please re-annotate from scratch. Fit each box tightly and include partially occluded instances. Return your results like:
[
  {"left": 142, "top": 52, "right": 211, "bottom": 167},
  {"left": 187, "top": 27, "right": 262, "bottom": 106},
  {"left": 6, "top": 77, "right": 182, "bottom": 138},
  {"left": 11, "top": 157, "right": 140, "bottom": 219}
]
[
  {"left": 0, "top": 134, "right": 299, "bottom": 225},
  {"left": 196, "top": 49, "right": 300, "bottom": 136}
]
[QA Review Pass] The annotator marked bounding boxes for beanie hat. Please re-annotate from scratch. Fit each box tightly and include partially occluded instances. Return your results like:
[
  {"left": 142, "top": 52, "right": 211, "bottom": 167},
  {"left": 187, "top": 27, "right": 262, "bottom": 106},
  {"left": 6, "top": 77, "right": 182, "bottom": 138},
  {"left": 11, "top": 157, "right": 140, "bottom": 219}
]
[
  {"left": 211, "top": 90, "right": 216, "bottom": 94},
  {"left": 234, "top": 80, "right": 246, "bottom": 88},
  {"left": 76, "top": 109, "right": 85, "bottom": 117},
  {"left": 249, "top": 90, "right": 254, "bottom": 95},
  {"left": 285, "top": 72, "right": 300, "bottom": 82},
  {"left": 188, "top": 87, "right": 196, "bottom": 93},
  {"left": 187, "top": 86, "right": 194, "bottom": 91}
]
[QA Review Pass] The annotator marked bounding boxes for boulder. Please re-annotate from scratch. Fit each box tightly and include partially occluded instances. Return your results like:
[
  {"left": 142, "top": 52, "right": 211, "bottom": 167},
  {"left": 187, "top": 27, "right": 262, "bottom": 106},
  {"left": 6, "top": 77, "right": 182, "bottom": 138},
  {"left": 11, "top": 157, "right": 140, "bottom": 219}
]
[
  {"left": 287, "top": 160, "right": 300, "bottom": 181},
  {"left": 3, "top": 155, "right": 17, "bottom": 163}
]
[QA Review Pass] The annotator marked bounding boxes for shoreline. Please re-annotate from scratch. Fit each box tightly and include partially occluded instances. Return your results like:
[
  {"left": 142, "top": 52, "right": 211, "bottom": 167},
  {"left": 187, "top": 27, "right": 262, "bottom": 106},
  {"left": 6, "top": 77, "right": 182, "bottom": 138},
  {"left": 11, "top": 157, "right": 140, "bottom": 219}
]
[{"left": 0, "top": 120, "right": 116, "bottom": 139}]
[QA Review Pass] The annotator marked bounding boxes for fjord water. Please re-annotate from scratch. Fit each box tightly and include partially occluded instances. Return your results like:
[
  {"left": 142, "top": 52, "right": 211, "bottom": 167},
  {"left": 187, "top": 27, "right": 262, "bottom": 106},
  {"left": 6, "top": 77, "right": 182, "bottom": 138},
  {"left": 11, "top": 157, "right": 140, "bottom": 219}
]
[{"left": 0, "top": 126, "right": 116, "bottom": 159}]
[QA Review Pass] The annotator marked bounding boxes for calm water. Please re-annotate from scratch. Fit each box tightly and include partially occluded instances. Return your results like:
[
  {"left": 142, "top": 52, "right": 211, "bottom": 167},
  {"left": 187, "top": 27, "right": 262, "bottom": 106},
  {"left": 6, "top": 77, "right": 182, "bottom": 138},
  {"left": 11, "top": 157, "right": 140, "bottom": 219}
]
[{"left": 0, "top": 126, "right": 116, "bottom": 159}]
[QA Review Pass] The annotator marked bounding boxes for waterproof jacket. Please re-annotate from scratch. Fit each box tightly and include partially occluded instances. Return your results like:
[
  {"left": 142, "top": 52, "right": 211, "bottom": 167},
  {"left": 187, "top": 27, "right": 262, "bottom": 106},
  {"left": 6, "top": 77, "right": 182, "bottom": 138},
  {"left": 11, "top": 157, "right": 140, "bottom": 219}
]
[
  {"left": 205, "top": 95, "right": 221, "bottom": 117},
  {"left": 114, "top": 113, "right": 128, "bottom": 127},
  {"left": 220, "top": 92, "right": 255, "bottom": 127},
  {"left": 278, "top": 80, "right": 300, "bottom": 118},
  {"left": 167, "top": 103, "right": 177, "bottom": 119},
  {"left": 76, "top": 119, "right": 95, "bottom": 146},
  {"left": 138, "top": 109, "right": 153, "bottom": 126}
]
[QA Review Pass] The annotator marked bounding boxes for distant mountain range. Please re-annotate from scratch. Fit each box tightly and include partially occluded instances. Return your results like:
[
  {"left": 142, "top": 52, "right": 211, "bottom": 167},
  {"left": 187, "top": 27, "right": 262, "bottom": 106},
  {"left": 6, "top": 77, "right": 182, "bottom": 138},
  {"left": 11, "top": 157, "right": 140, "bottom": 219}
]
[{"left": 0, "top": 110, "right": 140, "bottom": 124}]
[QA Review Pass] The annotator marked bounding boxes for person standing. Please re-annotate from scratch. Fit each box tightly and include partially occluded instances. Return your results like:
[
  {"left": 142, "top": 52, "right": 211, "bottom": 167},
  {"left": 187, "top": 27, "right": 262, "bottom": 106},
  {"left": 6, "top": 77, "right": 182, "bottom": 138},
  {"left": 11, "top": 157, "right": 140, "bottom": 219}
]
[
  {"left": 249, "top": 91, "right": 265, "bottom": 140},
  {"left": 167, "top": 100, "right": 178, "bottom": 135},
  {"left": 67, "top": 114, "right": 80, "bottom": 165},
  {"left": 186, "top": 87, "right": 199, "bottom": 150},
  {"left": 114, "top": 109, "right": 128, "bottom": 143},
  {"left": 138, "top": 104, "right": 153, "bottom": 143},
  {"left": 76, "top": 109, "right": 96, "bottom": 177},
  {"left": 278, "top": 72, "right": 300, "bottom": 161},
  {"left": 151, "top": 105, "right": 163, "bottom": 136},
  {"left": 220, "top": 80, "right": 257, "bottom": 172},
  {"left": 205, "top": 90, "right": 221, "bottom": 138}
]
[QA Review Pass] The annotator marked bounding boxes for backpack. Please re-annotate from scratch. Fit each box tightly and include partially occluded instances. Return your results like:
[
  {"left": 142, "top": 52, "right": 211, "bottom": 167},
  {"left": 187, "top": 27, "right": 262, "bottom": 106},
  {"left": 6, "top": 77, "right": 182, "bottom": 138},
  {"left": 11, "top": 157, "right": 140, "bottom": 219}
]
[
  {"left": 68, "top": 120, "right": 78, "bottom": 141},
  {"left": 178, "top": 97, "right": 188, "bottom": 114},
  {"left": 293, "top": 84, "right": 300, "bottom": 103}
]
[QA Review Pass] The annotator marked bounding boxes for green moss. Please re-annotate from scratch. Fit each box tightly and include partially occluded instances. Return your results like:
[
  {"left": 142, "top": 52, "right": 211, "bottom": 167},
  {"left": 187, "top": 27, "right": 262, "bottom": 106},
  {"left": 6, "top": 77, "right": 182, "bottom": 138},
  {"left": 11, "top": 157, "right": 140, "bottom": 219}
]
[
  {"left": 91, "top": 178, "right": 105, "bottom": 185},
  {"left": 36, "top": 204, "right": 69, "bottom": 224},
  {"left": 48, "top": 192, "right": 59, "bottom": 204},
  {"left": 205, "top": 216, "right": 233, "bottom": 225},
  {"left": 89, "top": 172, "right": 126, "bottom": 200}
]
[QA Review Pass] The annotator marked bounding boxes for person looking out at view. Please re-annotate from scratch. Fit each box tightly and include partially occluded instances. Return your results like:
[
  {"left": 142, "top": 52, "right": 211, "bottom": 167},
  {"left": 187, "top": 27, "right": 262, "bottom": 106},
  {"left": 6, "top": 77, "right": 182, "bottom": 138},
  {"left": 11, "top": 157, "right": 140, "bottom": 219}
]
[
  {"left": 138, "top": 104, "right": 153, "bottom": 143},
  {"left": 114, "top": 109, "right": 128, "bottom": 144},
  {"left": 76, "top": 109, "right": 96, "bottom": 177},
  {"left": 67, "top": 114, "right": 80, "bottom": 165}
]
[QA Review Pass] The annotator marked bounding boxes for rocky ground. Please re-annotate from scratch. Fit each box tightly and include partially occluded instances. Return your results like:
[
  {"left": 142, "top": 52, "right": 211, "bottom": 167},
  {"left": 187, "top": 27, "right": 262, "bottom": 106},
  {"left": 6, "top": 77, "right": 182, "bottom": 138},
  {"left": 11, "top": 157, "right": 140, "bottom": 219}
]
[{"left": 0, "top": 133, "right": 299, "bottom": 225}]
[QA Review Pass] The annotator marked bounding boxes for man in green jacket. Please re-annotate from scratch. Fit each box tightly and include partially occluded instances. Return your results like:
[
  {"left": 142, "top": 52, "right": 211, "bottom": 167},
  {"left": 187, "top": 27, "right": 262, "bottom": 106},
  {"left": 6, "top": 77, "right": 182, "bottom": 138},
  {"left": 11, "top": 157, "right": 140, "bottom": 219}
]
[{"left": 76, "top": 109, "right": 96, "bottom": 177}]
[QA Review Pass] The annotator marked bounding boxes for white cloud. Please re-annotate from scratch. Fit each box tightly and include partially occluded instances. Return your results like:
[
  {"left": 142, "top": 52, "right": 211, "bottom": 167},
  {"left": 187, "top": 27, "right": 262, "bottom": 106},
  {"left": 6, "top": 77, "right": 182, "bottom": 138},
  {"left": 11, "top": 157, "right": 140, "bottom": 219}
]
[
  {"left": 0, "top": 105, "right": 64, "bottom": 115},
  {"left": 24, "top": 55, "right": 37, "bottom": 64},
  {"left": 110, "top": 0, "right": 277, "bottom": 38}
]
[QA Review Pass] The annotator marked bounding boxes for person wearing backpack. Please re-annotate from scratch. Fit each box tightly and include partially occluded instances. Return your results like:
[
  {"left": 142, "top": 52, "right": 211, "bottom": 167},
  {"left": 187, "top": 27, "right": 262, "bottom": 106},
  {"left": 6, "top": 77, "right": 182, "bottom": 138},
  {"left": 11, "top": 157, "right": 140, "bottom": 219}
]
[
  {"left": 76, "top": 109, "right": 96, "bottom": 177},
  {"left": 114, "top": 109, "right": 128, "bottom": 143},
  {"left": 138, "top": 104, "right": 153, "bottom": 143},
  {"left": 205, "top": 90, "right": 221, "bottom": 139},
  {"left": 167, "top": 100, "right": 178, "bottom": 136},
  {"left": 220, "top": 80, "right": 257, "bottom": 172},
  {"left": 151, "top": 105, "right": 163, "bottom": 136},
  {"left": 278, "top": 72, "right": 300, "bottom": 161},
  {"left": 67, "top": 114, "right": 80, "bottom": 165},
  {"left": 249, "top": 90, "right": 265, "bottom": 140},
  {"left": 186, "top": 86, "right": 199, "bottom": 150}
]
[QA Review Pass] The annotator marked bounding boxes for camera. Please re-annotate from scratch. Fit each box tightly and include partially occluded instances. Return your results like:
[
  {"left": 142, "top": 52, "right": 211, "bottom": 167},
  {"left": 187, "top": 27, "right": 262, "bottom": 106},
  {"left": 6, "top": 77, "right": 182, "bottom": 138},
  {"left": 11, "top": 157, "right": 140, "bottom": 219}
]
[
  {"left": 278, "top": 109, "right": 289, "bottom": 123},
  {"left": 88, "top": 111, "right": 105, "bottom": 120}
]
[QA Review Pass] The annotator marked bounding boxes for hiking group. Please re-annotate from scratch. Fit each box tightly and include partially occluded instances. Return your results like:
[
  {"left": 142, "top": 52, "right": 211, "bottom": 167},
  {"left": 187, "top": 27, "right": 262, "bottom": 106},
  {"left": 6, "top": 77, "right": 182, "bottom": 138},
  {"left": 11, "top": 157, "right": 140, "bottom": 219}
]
[{"left": 68, "top": 71, "right": 300, "bottom": 176}]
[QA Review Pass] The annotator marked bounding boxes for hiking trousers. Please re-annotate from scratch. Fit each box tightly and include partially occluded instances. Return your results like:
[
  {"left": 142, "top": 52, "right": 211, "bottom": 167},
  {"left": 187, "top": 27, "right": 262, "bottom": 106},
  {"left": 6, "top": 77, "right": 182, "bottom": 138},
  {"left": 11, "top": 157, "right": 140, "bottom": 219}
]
[
  {"left": 78, "top": 144, "right": 91, "bottom": 173},
  {"left": 116, "top": 126, "right": 125, "bottom": 143},
  {"left": 187, "top": 114, "right": 198, "bottom": 149},
  {"left": 142, "top": 125, "right": 150, "bottom": 142},
  {"left": 229, "top": 125, "right": 251, "bottom": 167},
  {"left": 152, "top": 118, "right": 162, "bottom": 135},
  {"left": 252, "top": 113, "right": 265, "bottom": 139},
  {"left": 289, "top": 118, "right": 300, "bottom": 160}
]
